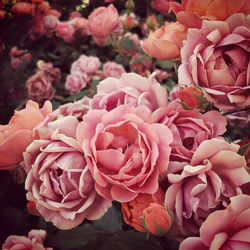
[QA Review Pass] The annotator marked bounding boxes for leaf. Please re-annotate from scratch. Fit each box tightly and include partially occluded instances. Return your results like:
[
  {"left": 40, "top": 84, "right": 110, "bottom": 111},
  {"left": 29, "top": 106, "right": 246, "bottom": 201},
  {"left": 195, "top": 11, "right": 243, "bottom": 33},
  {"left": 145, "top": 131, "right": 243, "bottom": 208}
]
[
  {"left": 62, "top": 89, "right": 90, "bottom": 103},
  {"left": 156, "top": 59, "right": 174, "bottom": 70},
  {"left": 92, "top": 206, "right": 123, "bottom": 233},
  {"left": 131, "top": 55, "right": 151, "bottom": 64},
  {"left": 238, "top": 143, "right": 250, "bottom": 156},
  {"left": 122, "top": 37, "right": 136, "bottom": 50},
  {"left": 91, "top": 79, "right": 99, "bottom": 93}
]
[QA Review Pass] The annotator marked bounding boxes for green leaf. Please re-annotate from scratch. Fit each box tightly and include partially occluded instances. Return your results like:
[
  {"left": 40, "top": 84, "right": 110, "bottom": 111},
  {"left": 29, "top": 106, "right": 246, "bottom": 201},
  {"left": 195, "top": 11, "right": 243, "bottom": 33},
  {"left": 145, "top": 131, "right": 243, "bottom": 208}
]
[
  {"left": 131, "top": 55, "right": 151, "bottom": 64},
  {"left": 156, "top": 59, "right": 174, "bottom": 70},
  {"left": 164, "top": 79, "right": 177, "bottom": 92},
  {"left": 238, "top": 143, "right": 250, "bottom": 156},
  {"left": 92, "top": 206, "right": 123, "bottom": 233},
  {"left": 91, "top": 79, "right": 99, "bottom": 93},
  {"left": 63, "top": 89, "right": 90, "bottom": 103},
  {"left": 122, "top": 37, "right": 136, "bottom": 50}
]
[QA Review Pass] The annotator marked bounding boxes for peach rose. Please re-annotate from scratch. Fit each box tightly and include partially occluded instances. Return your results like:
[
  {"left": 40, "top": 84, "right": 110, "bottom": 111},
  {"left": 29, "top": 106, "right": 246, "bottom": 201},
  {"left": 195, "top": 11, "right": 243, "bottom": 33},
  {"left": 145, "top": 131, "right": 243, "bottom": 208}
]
[
  {"left": 76, "top": 105, "right": 173, "bottom": 202},
  {"left": 88, "top": 4, "right": 119, "bottom": 39},
  {"left": 23, "top": 116, "right": 112, "bottom": 230},
  {"left": 0, "top": 100, "right": 52, "bottom": 169},
  {"left": 179, "top": 195, "right": 250, "bottom": 250},
  {"left": 170, "top": 0, "right": 249, "bottom": 28},
  {"left": 91, "top": 73, "right": 168, "bottom": 112},
  {"left": 141, "top": 21, "right": 187, "bottom": 60},
  {"left": 2, "top": 229, "right": 52, "bottom": 250},
  {"left": 178, "top": 14, "right": 250, "bottom": 109},
  {"left": 121, "top": 187, "right": 165, "bottom": 232},
  {"left": 103, "top": 61, "right": 126, "bottom": 79},
  {"left": 165, "top": 138, "right": 250, "bottom": 236}
]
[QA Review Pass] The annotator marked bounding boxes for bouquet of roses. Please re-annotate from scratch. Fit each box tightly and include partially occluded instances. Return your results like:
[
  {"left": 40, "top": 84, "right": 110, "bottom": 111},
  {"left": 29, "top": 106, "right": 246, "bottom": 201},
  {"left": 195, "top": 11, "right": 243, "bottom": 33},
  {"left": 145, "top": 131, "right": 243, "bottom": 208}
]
[{"left": 0, "top": 0, "right": 249, "bottom": 249}]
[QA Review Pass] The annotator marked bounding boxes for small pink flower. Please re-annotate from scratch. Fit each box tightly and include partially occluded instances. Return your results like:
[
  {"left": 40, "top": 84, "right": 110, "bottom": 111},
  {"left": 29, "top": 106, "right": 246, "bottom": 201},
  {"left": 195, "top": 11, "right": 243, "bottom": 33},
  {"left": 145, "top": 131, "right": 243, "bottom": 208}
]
[
  {"left": 91, "top": 72, "right": 168, "bottom": 112},
  {"left": 2, "top": 229, "right": 52, "bottom": 250},
  {"left": 56, "top": 21, "right": 75, "bottom": 43},
  {"left": 65, "top": 72, "right": 87, "bottom": 95},
  {"left": 23, "top": 116, "right": 112, "bottom": 230},
  {"left": 76, "top": 105, "right": 173, "bottom": 202},
  {"left": 26, "top": 71, "right": 55, "bottom": 101},
  {"left": 165, "top": 138, "right": 250, "bottom": 236},
  {"left": 9, "top": 46, "right": 32, "bottom": 70},
  {"left": 71, "top": 55, "right": 101, "bottom": 75},
  {"left": 103, "top": 61, "right": 126, "bottom": 79},
  {"left": 179, "top": 195, "right": 250, "bottom": 250}
]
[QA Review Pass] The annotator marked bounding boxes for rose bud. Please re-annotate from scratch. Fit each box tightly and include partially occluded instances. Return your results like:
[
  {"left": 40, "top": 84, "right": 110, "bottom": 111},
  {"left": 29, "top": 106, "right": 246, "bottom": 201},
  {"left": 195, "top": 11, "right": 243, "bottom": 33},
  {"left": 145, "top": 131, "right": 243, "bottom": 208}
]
[
  {"left": 142, "top": 203, "right": 172, "bottom": 236},
  {"left": 179, "top": 86, "right": 203, "bottom": 108}
]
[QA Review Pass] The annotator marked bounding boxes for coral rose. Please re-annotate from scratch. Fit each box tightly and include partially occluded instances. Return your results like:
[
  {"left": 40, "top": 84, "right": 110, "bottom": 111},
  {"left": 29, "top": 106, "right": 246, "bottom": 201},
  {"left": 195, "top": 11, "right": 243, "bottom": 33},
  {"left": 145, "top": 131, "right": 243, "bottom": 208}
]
[
  {"left": 2, "top": 229, "right": 52, "bottom": 250},
  {"left": 141, "top": 21, "right": 187, "bottom": 60},
  {"left": 179, "top": 194, "right": 250, "bottom": 250},
  {"left": 88, "top": 4, "right": 119, "bottom": 39},
  {"left": 91, "top": 73, "right": 168, "bottom": 112},
  {"left": 0, "top": 100, "right": 52, "bottom": 169},
  {"left": 23, "top": 116, "right": 112, "bottom": 230},
  {"left": 170, "top": 0, "right": 250, "bottom": 28},
  {"left": 153, "top": 101, "right": 227, "bottom": 164},
  {"left": 178, "top": 13, "right": 250, "bottom": 109},
  {"left": 26, "top": 71, "right": 55, "bottom": 101},
  {"left": 121, "top": 187, "right": 165, "bottom": 232},
  {"left": 165, "top": 138, "right": 250, "bottom": 236},
  {"left": 76, "top": 105, "right": 173, "bottom": 202},
  {"left": 179, "top": 87, "right": 203, "bottom": 108},
  {"left": 12, "top": 2, "right": 34, "bottom": 16},
  {"left": 103, "top": 61, "right": 126, "bottom": 79},
  {"left": 65, "top": 72, "right": 87, "bottom": 95}
]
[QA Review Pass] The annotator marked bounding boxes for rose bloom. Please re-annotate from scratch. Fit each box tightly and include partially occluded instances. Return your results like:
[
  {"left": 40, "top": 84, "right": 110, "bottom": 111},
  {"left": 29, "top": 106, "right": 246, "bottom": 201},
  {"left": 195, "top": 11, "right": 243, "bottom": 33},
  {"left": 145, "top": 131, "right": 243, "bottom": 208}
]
[
  {"left": 12, "top": 2, "right": 34, "bottom": 16},
  {"left": 170, "top": 0, "right": 249, "bottom": 28},
  {"left": 121, "top": 187, "right": 165, "bottom": 232},
  {"left": 23, "top": 116, "right": 112, "bottom": 230},
  {"left": 151, "top": 0, "right": 174, "bottom": 14},
  {"left": 129, "top": 53, "right": 153, "bottom": 76},
  {"left": 153, "top": 101, "right": 227, "bottom": 164},
  {"left": 141, "top": 21, "right": 187, "bottom": 60},
  {"left": 56, "top": 21, "right": 75, "bottom": 43},
  {"left": 71, "top": 55, "right": 101, "bottom": 75},
  {"left": 103, "top": 61, "right": 126, "bottom": 79},
  {"left": 179, "top": 87, "right": 203, "bottom": 108},
  {"left": 0, "top": 100, "right": 52, "bottom": 169},
  {"left": 165, "top": 138, "right": 250, "bottom": 236},
  {"left": 52, "top": 96, "right": 91, "bottom": 121},
  {"left": 122, "top": 33, "right": 140, "bottom": 56},
  {"left": 178, "top": 14, "right": 250, "bottom": 109},
  {"left": 91, "top": 73, "right": 168, "bottom": 112},
  {"left": 72, "top": 17, "right": 90, "bottom": 36},
  {"left": 88, "top": 4, "right": 119, "bottom": 39},
  {"left": 65, "top": 72, "right": 87, "bottom": 95},
  {"left": 43, "top": 14, "right": 58, "bottom": 35},
  {"left": 10, "top": 47, "right": 32, "bottom": 70},
  {"left": 179, "top": 195, "right": 250, "bottom": 250},
  {"left": 26, "top": 71, "right": 55, "bottom": 101},
  {"left": 2, "top": 229, "right": 52, "bottom": 250},
  {"left": 76, "top": 104, "right": 173, "bottom": 202}
]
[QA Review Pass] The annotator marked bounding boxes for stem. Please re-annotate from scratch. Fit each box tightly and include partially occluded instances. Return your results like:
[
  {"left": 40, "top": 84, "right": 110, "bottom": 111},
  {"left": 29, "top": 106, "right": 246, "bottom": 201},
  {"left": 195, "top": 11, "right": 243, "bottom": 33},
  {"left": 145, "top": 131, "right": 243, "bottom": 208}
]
[{"left": 222, "top": 105, "right": 250, "bottom": 116}]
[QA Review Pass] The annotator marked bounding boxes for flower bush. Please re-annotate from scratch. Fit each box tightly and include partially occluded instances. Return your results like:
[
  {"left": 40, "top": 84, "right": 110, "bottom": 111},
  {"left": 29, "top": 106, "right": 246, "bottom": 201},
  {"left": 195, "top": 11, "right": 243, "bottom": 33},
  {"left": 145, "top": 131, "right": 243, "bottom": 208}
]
[{"left": 0, "top": 0, "right": 249, "bottom": 249}]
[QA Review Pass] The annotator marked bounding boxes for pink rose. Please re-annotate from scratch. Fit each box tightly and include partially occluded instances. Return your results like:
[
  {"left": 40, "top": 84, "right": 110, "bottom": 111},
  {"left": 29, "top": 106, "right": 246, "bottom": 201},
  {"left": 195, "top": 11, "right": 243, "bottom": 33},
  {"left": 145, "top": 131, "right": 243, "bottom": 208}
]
[
  {"left": 180, "top": 195, "right": 250, "bottom": 250},
  {"left": 165, "top": 138, "right": 250, "bottom": 236},
  {"left": 56, "top": 21, "right": 75, "bottom": 43},
  {"left": 151, "top": 0, "right": 173, "bottom": 14},
  {"left": 153, "top": 101, "right": 227, "bottom": 164},
  {"left": 129, "top": 53, "right": 153, "bottom": 76},
  {"left": 88, "top": 4, "right": 119, "bottom": 39},
  {"left": 103, "top": 61, "right": 126, "bottom": 79},
  {"left": 52, "top": 96, "right": 91, "bottom": 121},
  {"left": 71, "top": 55, "right": 101, "bottom": 75},
  {"left": 91, "top": 73, "right": 168, "bottom": 112},
  {"left": 43, "top": 15, "right": 58, "bottom": 35},
  {"left": 178, "top": 13, "right": 250, "bottom": 109},
  {"left": 65, "top": 72, "right": 87, "bottom": 95},
  {"left": 76, "top": 105, "right": 173, "bottom": 202},
  {"left": 23, "top": 116, "right": 112, "bottom": 230},
  {"left": 26, "top": 71, "right": 55, "bottom": 101},
  {"left": 2, "top": 229, "right": 52, "bottom": 250},
  {"left": 10, "top": 46, "right": 32, "bottom": 69},
  {"left": 72, "top": 17, "right": 90, "bottom": 36}
]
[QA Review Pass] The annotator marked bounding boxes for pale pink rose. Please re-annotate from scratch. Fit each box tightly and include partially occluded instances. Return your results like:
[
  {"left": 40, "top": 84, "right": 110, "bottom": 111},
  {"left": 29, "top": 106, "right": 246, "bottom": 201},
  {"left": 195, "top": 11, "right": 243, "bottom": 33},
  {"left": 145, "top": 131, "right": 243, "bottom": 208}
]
[
  {"left": 2, "top": 229, "right": 52, "bottom": 250},
  {"left": 151, "top": 0, "right": 173, "bottom": 14},
  {"left": 23, "top": 116, "right": 112, "bottom": 230},
  {"left": 103, "top": 61, "right": 126, "bottom": 79},
  {"left": 43, "top": 14, "right": 58, "bottom": 36},
  {"left": 178, "top": 13, "right": 250, "bottom": 109},
  {"left": 71, "top": 55, "right": 101, "bottom": 75},
  {"left": 165, "top": 138, "right": 250, "bottom": 236},
  {"left": 88, "top": 4, "right": 119, "bottom": 39},
  {"left": 52, "top": 96, "right": 91, "bottom": 121},
  {"left": 179, "top": 195, "right": 250, "bottom": 250},
  {"left": 26, "top": 71, "right": 55, "bottom": 101},
  {"left": 169, "top": 86, "right": 181, "bottom": 101},
  {"left": 153, "top": 101, "right": 227, "bottom": 165},
  {"left": 56, "top": 21, "right": 75, "bottom": 43},
  {"left": 76, "top": 105, "right": 173, "bottom": 202},
  {"left": 129, "top": 53, "right": 153, "bottom": 76},
  {"left": 91, "top": 73, "right": 168, "bottom": 112},
  {"left": 65, "top": 72, "right": 87, "bottom": 95},
  {"left": 10, "top": 46, "right": 32, "bottom": 69}
]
